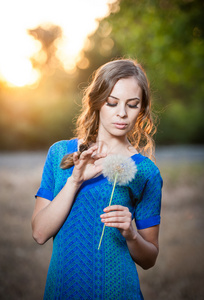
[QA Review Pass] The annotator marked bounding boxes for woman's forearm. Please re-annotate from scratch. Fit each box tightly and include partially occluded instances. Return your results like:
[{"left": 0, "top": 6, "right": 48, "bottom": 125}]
[
  {"left": 32, "top": 177, "right": 81, "bottom": 245},
  {"left": 32, "top": 146, "right": 105, "bottom": 245},
  {"left": 126, "top": 229, "right": 159, "bottom": 270}
]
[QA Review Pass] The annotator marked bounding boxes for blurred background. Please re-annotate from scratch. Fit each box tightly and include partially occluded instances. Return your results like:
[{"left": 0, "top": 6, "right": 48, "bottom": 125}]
[{"left": 0, "top": 0, "right": 203, "bottom": 299}]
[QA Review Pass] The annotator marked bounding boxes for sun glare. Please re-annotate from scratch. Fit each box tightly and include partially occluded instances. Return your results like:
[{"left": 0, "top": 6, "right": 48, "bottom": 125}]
[
  {"left": 0, "top": 58, "right": 40, "bottom": 88},
  {"left": 0, "top": 0, "right": 116, "bottom": 87}
]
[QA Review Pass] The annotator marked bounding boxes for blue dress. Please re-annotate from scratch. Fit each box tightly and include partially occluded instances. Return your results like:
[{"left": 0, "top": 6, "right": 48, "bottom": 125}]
[{"left": 36, "top": 139, "right": 162, "bottom": 300}]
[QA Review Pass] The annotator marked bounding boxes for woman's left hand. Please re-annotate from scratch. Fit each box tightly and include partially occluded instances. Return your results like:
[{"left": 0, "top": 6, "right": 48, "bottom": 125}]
[{"left": 100, "top": 205, "right": 137, "bottom": 240}]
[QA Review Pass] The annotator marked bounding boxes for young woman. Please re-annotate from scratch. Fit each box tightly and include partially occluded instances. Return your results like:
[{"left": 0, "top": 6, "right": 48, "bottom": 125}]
[{"left": 32, "top": 59, "right": 162, "bottom": 300}]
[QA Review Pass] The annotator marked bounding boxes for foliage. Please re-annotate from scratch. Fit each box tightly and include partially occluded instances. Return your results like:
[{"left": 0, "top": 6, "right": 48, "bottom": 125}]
[
  {"left": 78, "top": 0, "right": 204, "bottom": 144},
  {"left": 0, "top": 0, "right": 203, "bottom": 150}
]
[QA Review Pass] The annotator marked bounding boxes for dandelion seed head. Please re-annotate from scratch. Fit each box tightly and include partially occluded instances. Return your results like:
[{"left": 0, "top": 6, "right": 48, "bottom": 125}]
[{"left": 102, "top": 154, "right": 137, "bottom": 185}]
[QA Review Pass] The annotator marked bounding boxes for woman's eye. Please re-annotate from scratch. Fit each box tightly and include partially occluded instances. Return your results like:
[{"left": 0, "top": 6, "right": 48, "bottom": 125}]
[
  {"left": 106, "top": 101, "right": 117, "bottom": 107},
  {"left": 128, "top": 104, "right": 139, "bottom": 108}
]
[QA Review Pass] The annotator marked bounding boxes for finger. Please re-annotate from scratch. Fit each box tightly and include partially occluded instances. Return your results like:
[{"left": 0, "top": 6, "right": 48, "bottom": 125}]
[
  {"left": 80, "top": 147, "right": 98, "bottom": 160},
  {"left": 103, "top": 222, "right": 131, "bottom": 230},
  {"left": 73, "top": 152, "right": 80, "bottom": 165},
  {"left": 101, "top": 216, "right": 128, "bottom": 223},
  {"left": 89, "top": 145, "right": 98, "bottom": 152},
  {"left": 100, "top": 210, "right": 131, "bottom": 219},
  {"left": 91, "top": 153, "right": 107, "bottom": 160},
  {"left": 103, "top": 205, "right": 129, "bottom": 212}
]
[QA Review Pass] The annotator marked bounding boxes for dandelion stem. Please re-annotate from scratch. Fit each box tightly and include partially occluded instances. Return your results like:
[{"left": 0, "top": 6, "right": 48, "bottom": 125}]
[
  {"left": 108, "top": 173, "right": 118, "bottom": 206},
  {"left": 98, "top": 173, "right": 118, "bottom": 250},
  {"left": 98, "top": 224, "right": 105, "bottom": 251}
]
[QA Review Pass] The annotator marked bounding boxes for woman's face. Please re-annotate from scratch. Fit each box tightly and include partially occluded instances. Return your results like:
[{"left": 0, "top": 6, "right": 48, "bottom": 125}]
[{"left": 98, "top": 76, "right": 142, "bottom": 140}]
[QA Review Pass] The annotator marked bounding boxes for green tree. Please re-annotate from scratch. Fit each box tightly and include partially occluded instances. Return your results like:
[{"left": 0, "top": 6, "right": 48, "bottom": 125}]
[{"left": 78, "top": 0, "right": 204, "bottom": 144}]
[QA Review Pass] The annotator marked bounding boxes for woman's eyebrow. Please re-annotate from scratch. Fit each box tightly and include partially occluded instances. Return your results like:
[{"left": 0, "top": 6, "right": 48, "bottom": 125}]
[{"left": 109, "top": 95, "right": 141, "bottom": 101}]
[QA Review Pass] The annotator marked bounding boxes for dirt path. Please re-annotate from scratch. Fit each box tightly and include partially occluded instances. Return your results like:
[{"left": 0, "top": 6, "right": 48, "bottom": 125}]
[{"left": 0, "top": 147, "right": 204, "bottom": 299}]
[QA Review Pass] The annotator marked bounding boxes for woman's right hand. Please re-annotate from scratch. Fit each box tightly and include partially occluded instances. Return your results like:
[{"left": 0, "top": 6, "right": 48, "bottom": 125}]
[
  {"left": 70, "top": 145, "right": 106, "bottom": 186},
  {"left": 32, "top": 145, "right": 106, "bottom": 245}
]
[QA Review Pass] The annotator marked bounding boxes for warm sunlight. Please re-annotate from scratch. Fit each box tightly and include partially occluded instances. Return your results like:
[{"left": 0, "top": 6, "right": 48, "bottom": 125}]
[{"left": 0, "top": 0, "right": 116, "bottom": 87}]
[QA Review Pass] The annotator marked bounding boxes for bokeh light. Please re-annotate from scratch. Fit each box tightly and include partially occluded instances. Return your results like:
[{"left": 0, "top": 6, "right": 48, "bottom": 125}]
[{"left": 0, "top": 0, "right": 116, "bottom": 87}]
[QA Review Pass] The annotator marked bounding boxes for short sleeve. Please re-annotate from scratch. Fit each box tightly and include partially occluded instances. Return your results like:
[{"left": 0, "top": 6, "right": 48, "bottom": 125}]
[
  {"left": 35, "top": 146, "right": 55, "bottom": 201},
  {"left": 135, "top": 169, "right": 163, "bottom": 230}
]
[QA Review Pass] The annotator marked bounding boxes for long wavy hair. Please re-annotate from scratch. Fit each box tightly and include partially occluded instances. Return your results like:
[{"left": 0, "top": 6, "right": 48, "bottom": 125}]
[{"left": 61, "top": 59, "right": 157, "bottom": 169}]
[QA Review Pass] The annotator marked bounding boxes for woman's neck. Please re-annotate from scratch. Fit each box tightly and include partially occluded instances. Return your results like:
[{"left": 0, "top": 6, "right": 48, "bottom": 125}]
[{"left": 95, "top": 135, "right": 137, "bottom": 157}]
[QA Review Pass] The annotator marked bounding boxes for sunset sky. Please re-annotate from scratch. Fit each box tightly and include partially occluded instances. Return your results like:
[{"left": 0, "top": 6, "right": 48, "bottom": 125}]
[{"left": 0, "top": 0, "right": 116, "bottom": 87}]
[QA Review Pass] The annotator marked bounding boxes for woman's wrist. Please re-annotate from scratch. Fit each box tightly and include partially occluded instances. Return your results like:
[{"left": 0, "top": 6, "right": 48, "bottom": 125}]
[
  {"left": 125, "top": 227, "right": 138, "bottom": 242},
  {"left": 66, "top": 175, "right": 83, "bottom": 189}
]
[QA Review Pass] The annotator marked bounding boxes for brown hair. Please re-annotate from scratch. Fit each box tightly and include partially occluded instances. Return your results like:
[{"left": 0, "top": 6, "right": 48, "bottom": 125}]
[{"left": 61, "top": 59, "right": 156, "bottom": 169}]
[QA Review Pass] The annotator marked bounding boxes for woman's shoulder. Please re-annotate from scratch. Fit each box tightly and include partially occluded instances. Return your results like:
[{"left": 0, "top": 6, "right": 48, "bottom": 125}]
[
  {"left": 45, "top": 139, "right": 78, "bottom": 169},
  {"left": 132, "top": 153, "right": 161, "bottom": 178},
  {"left": 46, "top": 139, "right": 78, "bottom": 166},
  {"left": 49, "top": 138, "right": 78, "bottom": 154}
]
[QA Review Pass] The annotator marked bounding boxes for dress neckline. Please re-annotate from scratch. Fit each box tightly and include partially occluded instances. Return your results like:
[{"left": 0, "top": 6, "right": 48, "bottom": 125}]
[{"left": 74, "top": 138, "right": 142, "bottom": 160}]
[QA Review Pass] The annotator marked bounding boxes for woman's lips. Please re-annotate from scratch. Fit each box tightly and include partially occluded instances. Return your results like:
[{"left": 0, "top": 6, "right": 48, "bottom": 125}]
[{"left": 114, "top": 123, "right": 128, "bottom": 129}]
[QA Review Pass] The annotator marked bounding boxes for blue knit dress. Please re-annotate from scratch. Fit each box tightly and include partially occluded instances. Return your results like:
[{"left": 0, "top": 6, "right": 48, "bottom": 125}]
[{"left": 36, "top": 139, "right": 162, "bottom": 300}]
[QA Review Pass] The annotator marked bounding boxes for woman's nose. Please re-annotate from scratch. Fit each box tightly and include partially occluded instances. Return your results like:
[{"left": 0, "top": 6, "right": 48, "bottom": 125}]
[{"left": 117, "top": 105, "right": 127, "bottom": 118}]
